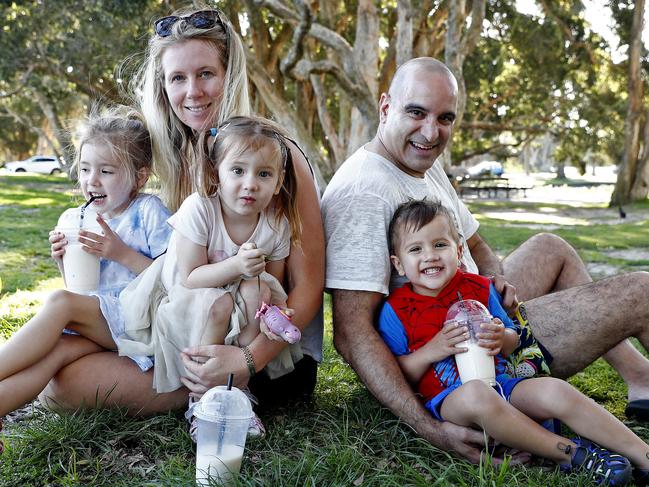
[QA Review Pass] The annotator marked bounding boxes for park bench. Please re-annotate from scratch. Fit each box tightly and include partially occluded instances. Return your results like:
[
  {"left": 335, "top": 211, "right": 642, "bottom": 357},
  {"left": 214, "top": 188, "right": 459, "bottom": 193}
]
[{"left": 457, "top": 176, "right": 533, "bottom": 199}]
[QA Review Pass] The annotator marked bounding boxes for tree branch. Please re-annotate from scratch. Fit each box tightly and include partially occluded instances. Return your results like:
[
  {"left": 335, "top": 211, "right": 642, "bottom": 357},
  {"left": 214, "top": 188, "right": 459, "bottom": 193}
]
[
  {"left": 462, "top": 0, "right": 486, "bottom": 57},
  {"left": 461, "top": 121, "right": 549, "bottom": 134},
  {"left": 456, "top": 134, "right": 535, "bottom": 162},
  {"left": 280, "top": 0, "right": 312, "bottom": 75},
  {"left": 292, "top": 59, "right": 375, "bottom": 121},
  {"left": 0, "top": 65, "right": 35, "bottom": 98},
  {"left": 253, "top": 0, "right": 356, "bottom": 71},
  {"left": 537, "top": 0, "right": 598, "bottom": 66}
]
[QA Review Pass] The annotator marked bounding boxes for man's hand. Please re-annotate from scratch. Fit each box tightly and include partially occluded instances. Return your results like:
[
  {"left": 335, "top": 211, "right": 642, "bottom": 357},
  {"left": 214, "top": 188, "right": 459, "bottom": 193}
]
[
  {"left": 489, "top": 274, "right": 518, "bottom": 314},
  {"left": 437, "top": 421, "right": 487, "bottom": 463},
  {"left": 437, "top": 422, "right": 531, "bottom": 465}
]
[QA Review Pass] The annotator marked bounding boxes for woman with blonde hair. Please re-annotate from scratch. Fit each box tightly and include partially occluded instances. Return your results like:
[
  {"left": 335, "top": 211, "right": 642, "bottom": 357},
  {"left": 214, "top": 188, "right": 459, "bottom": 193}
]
[{"left": 39, "top": 4, "right": 325, "bottom": 415}]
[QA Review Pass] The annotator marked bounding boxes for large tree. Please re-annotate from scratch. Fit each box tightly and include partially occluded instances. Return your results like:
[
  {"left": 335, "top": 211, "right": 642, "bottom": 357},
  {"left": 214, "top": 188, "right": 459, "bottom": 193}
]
[
  {"left": 611, "top": 0, "right": 649, "bottom": 204},
  {"left": 0, "top": 1, "right": 160, "bottom": 165},
  {"left": 0, "top": 0, "right": 637, "bottom": 197}
]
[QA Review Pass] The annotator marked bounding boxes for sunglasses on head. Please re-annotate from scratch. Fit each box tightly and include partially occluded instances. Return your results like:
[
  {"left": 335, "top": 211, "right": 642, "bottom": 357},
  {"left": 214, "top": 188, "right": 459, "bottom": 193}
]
[{"left": 154, "top": 9, "right": 226, "bottom": 37}]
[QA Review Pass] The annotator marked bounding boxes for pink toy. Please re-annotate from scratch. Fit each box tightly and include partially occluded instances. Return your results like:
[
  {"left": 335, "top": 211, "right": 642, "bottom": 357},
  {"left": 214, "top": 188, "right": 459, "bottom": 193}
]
[{"left": 255, "top": 302, "right": 301, "bottom": 344}]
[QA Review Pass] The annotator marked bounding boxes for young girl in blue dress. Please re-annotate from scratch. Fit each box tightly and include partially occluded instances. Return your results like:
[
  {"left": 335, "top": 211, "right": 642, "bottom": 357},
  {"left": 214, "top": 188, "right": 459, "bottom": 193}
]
[{"left": 0, "top": 109, "right": 171, "bottom": 442}]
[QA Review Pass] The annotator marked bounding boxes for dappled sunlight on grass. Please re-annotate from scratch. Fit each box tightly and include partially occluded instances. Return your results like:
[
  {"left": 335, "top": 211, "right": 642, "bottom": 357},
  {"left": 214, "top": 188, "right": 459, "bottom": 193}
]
[
  {"left": 0, "top": 175, "right": 77, "bottom": 207},
  {"left": 0, "top": 277, "right": 62, "bottom": 340},
  {"left": 0, "top": 193, "right": 74, "bottom": 207},
  {"left": 0, "top": 174, "right": 647, "bottom": 485}
]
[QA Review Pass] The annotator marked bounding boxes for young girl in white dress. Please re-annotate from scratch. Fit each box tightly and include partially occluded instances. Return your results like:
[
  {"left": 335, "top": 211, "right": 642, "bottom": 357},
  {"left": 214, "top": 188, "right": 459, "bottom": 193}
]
[
  {"left": 0, "top": 109, "right": 171, "bottom": 446},
  {"left": 118, "top": 116, "right": 302, "bottom": 398}
]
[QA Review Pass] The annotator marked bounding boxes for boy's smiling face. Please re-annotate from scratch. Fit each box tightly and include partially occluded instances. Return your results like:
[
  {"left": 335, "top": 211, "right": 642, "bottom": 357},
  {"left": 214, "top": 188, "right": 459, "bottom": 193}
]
[{"left": 390, "top": 214, "right": 461, "bottom": 297}]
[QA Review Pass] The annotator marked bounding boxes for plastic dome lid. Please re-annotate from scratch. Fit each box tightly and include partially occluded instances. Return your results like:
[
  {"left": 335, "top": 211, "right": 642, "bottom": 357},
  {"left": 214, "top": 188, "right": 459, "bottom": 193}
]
[
  {"left": 57, "top": 207, "right": 102, "bottom": 231},
  {"left": 193, "top": 386, "right": 253, "bottom": 422},
  {"left": 446, "top": 299, "right": 491, "bottom": 323}
]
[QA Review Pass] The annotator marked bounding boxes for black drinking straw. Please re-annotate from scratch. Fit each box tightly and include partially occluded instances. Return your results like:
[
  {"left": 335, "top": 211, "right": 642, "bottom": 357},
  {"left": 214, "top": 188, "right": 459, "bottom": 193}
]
[
  {"left": 216, "top": 374, "right": 234, "bottom": 456},
  {"left": 82, "top": 195, "right": 98, "bottom": 209},
  {"left": 79, "top": 195, "right": 99, "bottom": 229}
]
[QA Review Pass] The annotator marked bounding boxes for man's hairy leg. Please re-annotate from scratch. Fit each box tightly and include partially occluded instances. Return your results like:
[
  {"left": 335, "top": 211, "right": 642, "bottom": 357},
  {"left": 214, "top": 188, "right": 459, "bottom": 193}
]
[
  {"left": 522, "top": 272, "right": 649, "bottom": 379},
  {"left": 331, "top": 289, "right": 488, "bottom": 463},
  {"left": 504, "top": 234, "right": 649, "bottom": 401},
  {"left": 502, "top": 233, "right": 592, "bottom": 300}
]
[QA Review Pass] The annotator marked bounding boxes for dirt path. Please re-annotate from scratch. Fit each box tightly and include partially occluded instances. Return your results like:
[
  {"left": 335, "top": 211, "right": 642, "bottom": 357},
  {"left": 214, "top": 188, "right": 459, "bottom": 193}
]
[{"left": 463, "top": 178, "right": 649, "bottom": 279}]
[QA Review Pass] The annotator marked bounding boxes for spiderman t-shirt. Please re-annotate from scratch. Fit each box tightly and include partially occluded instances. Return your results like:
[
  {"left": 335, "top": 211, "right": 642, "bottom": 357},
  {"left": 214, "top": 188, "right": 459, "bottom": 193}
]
[{"left": 378, "top": 270, "right": 516, "bottom": 402}]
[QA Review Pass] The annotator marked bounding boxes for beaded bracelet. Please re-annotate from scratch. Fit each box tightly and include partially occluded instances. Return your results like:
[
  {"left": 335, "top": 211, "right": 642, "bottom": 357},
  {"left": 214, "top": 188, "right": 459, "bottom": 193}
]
[{"left": 242, "top": 346, "right": 256, "bottom": 378}]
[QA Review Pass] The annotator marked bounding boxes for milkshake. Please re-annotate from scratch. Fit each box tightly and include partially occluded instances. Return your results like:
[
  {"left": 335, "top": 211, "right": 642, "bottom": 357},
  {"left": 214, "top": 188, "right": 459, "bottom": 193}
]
[
  {"left": 56, "top": 206, "right": 102, "bottom": 293},
  {"left": 194, "top": 384, "right": 253, "bottom": 486},
  {"left": 196, "top": 444, "right": 244, "bottom": 485},
  {"left": 454, "top": 341, "right": 497, "bottom": 385},
  {"left": 446, "top": 299, "right": 496, "bottom": 385}
]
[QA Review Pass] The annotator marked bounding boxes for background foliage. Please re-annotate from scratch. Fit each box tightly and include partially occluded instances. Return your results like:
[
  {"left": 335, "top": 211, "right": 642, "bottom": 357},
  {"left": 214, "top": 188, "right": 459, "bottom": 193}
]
[{"left": 1, "top": 1, "right": 648, "bottom": 198}]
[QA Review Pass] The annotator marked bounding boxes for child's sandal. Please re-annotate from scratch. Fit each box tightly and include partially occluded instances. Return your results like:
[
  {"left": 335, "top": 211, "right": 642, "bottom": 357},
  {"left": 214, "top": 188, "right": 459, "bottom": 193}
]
[{"left": 560, "top": 438, "right": 632, "bottom": 486}]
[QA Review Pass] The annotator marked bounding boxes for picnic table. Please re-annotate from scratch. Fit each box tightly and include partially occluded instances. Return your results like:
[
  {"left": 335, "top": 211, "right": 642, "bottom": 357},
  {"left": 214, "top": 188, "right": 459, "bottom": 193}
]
[{"left": 457, "top": 175, "right": 533, "bottom": 199}]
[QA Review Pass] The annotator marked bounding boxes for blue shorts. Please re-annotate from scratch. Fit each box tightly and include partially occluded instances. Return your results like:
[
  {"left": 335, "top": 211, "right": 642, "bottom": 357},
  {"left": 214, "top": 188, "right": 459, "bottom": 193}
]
[{"left": 425, "top": 374, "right": 527, "bottom": 421}]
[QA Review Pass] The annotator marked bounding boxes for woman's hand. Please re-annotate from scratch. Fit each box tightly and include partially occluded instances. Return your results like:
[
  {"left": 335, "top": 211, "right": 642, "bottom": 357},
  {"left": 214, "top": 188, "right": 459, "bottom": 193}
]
[
  {"left": 234, "top": 242, "right": 266, "bottom": 278},
  {"left": 49, "top": 229, "right": 67, "bottom": 262},
  {"left": 260, "top": 306, "right": 295, "bottom": 341},
  {"left": 477, "top": 318, "right": 505, "bottom": 356},
  {"left": 180, "top": 344, "right": 250, "bottom": 399}
]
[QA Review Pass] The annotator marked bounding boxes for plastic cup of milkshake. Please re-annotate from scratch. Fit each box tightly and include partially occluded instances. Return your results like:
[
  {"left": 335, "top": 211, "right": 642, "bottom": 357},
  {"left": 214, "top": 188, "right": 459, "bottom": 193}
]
[
  {"left": 194, "top": 385, "right": 253, "bottom": 486},
  {"left": 446, "top": 299, "right": 497, "bottom": 385},
  {"left": 56, "top": 206, "right": 102, "bottom": 293}
]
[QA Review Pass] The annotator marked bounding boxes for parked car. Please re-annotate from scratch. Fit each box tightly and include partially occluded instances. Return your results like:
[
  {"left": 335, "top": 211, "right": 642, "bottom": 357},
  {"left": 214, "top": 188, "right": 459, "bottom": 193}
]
[
  {"left": 4, "top": 155, "right": 62, "bottom": 175},
  {"left": 467, "top": 160, "right": 504, "bottom": 178}
]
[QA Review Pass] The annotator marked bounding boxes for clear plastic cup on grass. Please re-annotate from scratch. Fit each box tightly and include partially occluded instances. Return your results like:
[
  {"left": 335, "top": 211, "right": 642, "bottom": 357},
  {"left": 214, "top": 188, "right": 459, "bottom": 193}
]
[{"left": 194, "top": 383, "right": 253, "bottom": 486}]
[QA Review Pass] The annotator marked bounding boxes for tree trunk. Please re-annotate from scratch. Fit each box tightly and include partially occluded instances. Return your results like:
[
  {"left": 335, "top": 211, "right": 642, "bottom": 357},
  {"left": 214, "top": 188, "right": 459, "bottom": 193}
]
[
  {"left": 443, "top": 0, "right": 486, "bottom": 169},
  {"left": 34, "top": 90, "right": 74, "bottom": 167},
  {"left": 246, "top": 53, "right": 327, "bottom": 190},
  {"left": 348, "top": 0, "right": 380, "bottom": 155},
  {"left": 630, "top": 108, "right": 649, "bottom": 200},
  {"left": 396, "top": 0, "right": 413, "bottom": 66},
  {"left": 611, "top": 0, "right": 645, "bottom": 205}
]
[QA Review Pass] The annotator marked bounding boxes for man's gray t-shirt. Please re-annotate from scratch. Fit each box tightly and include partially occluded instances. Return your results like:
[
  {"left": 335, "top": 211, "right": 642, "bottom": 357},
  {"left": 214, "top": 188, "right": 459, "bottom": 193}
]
[{"left": 321, "top": 146, "right": 479, "bottom": 295}]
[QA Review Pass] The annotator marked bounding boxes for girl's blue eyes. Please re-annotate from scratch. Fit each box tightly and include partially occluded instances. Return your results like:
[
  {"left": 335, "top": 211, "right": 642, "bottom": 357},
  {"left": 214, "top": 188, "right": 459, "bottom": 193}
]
[{"left": 230, "top": 168, "right": 273, "bottom": 178}]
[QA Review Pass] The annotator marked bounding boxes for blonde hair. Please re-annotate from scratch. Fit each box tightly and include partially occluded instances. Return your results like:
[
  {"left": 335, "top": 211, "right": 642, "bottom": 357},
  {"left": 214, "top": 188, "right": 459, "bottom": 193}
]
[
  {"left": 196, "top": 116, "right": 302, "bottom": 245},
  {"left": 74, "top": 105, "right": 152, "bottom": 196},
  {"left": 135, "top": 4, "right": 250, "bottom": 211}
]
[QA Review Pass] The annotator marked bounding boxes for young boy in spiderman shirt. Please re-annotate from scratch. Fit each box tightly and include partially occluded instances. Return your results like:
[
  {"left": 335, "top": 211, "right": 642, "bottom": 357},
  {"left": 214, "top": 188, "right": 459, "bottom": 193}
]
[{"left": 377, "top": 199, "right": 646, "bottom": 485}]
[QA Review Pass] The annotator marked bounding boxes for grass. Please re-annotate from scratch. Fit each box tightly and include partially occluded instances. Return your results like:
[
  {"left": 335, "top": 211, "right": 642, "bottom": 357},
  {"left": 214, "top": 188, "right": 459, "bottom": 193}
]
[{"left": 1, "top": 174, "right": 648, "bottom": 486}]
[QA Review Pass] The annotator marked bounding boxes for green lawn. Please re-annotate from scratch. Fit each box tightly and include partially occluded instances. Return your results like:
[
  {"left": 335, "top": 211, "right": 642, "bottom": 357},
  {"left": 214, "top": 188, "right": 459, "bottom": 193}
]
[{"left": 0, "top": 174, "right": 648, "bottom": 486}]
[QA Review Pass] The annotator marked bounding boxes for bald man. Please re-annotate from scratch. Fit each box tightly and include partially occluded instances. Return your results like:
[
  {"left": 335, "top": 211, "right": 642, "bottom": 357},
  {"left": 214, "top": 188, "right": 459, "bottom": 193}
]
[{"left": 321, "top": 57, "right": 649, "bottom": 462}]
